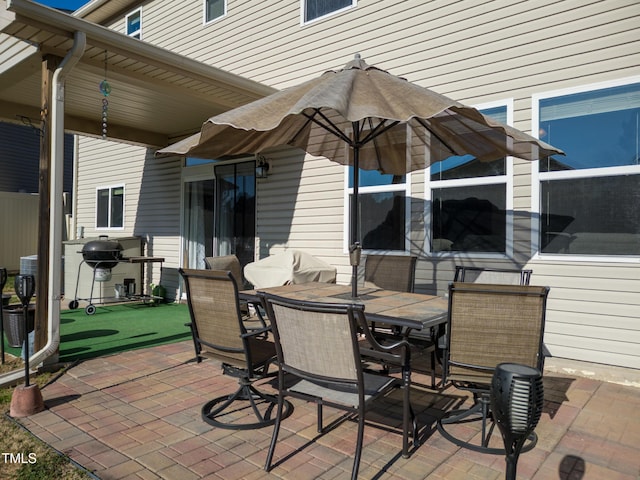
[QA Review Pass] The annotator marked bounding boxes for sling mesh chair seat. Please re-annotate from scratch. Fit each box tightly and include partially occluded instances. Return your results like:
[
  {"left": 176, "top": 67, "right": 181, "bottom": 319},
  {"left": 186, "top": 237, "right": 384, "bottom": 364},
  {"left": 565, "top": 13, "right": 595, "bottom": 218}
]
[
  {"left": 204, "top": 255, "right": 269, "bottom": 333},
  {"left": 437, "top": 282, "right": 549, "bottom": 454},
  {"left": 364, "top": 254, "right": 417, "bottom": 291},
  {"left": 179, "top": 268, "right": 292, "bottom": 430},
  {"left": 260, "top": 293, "right": 418, "bottom": 480},
  {"left": 434, "top": 265, "right": 535, "bottom": 379}
]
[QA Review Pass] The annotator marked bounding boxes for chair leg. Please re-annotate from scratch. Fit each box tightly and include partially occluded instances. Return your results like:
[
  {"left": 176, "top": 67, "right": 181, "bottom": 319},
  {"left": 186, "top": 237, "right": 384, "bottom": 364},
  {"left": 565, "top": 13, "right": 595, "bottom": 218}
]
[
  {"left": 185, "top": 322, "right": 202, "bottom": 363},
  {"left": 264, "top": 391, "right": 286, "bottom": 472},
  {"left": 202, "top": 375, "right": 292, "bottom": 430},
  {"left": 429, "top": 349, "right": 437, "bottom": 389},
  {"left": 317, "top": 401, "right": 323, "bottom": 433},
  {"left": 351, "top": 405, "right": 366, "bottom": 480},
  {"left": 437, "top": 393, "right": 538, "bottom": 454}
]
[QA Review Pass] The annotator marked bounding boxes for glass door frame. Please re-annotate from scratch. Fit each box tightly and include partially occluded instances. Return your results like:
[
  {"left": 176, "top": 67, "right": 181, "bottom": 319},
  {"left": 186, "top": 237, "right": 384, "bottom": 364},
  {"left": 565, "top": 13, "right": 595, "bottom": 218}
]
[{"left": 179, "top": 158, "right": 257, "bottom": 297}]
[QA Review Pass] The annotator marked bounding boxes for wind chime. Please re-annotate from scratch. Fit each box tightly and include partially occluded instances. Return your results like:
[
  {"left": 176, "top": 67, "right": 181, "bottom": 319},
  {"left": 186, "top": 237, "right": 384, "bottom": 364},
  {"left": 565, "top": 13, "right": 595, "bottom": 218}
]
[{"left": 99, "top": 50, "right": 111, "bottom": 139}]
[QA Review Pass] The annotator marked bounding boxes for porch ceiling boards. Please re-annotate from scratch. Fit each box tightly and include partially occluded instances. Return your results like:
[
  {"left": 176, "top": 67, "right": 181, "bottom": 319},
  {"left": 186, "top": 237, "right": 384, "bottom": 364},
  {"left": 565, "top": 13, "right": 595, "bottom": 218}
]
[{"left": 0, "top": 0, "right": 275, "bottom": 147}]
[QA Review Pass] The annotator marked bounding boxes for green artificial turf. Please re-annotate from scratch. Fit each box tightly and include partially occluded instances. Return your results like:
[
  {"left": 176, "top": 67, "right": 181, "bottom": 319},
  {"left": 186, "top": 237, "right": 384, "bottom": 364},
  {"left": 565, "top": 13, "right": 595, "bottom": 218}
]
[{"left": 1, "top": 302, "right": 192, "bottom": 363}]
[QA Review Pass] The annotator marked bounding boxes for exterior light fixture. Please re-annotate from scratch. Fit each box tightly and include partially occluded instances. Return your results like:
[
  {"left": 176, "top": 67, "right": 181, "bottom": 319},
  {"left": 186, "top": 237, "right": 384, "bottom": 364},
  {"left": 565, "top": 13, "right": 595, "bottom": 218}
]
[
  {"left": 490, "top": 363, "right": 544, "bottom": 480},
  {"left": 256, "top": 155, "right": 270, "bottom": 178}
]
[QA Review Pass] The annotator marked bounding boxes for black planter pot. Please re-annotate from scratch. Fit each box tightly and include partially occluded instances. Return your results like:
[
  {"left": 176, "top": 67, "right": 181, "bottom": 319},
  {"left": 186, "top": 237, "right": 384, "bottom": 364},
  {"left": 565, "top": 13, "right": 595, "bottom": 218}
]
[{"left": 2, "top": 304, "right": 35, "bottom": 348}]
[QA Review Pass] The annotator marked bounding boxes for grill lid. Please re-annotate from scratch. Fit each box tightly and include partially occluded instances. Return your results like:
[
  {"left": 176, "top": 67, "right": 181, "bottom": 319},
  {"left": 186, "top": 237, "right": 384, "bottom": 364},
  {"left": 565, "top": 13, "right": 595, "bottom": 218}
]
[{"left": 81, "top": 237, "right": 123, "bottom": 268}]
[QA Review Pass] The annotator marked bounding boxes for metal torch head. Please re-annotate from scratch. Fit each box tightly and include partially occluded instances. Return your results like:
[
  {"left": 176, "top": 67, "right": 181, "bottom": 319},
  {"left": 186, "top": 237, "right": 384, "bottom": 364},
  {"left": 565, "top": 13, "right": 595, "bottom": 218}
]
[
  {"left": 490, "top": 363, "right": 544, "bottom": 438},
  {"left": 14, "top": 274, "right": 36, "bottom": 306}
]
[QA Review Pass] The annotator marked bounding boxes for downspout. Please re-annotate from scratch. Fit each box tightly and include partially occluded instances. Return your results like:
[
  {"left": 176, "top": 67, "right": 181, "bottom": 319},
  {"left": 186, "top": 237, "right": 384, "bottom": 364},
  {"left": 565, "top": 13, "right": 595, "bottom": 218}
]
[
  {"left": 0, "top": 31, "right": 86, "bottom": 387},
  {"left": 39, "top": 30, "right": 86, "bottom": 365}
]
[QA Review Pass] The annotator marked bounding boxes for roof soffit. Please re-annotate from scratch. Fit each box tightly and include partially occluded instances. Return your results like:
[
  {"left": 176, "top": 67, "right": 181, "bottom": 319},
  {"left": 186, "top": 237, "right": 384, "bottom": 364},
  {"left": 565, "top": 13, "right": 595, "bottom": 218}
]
[{"left": 0, "top": 0, "right": 275, "bottom": 147}]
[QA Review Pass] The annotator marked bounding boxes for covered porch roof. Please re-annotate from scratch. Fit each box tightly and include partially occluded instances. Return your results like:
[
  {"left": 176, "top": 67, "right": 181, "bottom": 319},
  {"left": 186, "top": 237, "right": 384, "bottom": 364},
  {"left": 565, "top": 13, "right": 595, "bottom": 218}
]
[
  {"left": 0, "top": 0, "right": 276, "bottom": 147},
  {"left": 0, "top": 0, "right": 277, "bottom": 387}
]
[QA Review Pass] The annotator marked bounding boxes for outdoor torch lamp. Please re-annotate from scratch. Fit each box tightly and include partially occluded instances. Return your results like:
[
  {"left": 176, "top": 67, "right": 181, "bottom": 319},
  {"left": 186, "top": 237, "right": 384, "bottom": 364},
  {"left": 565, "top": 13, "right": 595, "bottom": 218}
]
[
  {"left": 490, "top": 363, "right": 544, "bottom": 480},
  {"left": 9, "top": 273, "right": 44, "bottom": 417},
  {"left": 14, "top": 274, "right": 35, "bottom": 386}
]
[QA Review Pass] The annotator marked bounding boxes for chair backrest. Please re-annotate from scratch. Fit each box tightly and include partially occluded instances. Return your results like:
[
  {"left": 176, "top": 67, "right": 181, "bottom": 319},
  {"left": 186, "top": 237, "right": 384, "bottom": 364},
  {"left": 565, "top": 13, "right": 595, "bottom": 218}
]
[
  {"left": 179, "top": 268, "right": 248, "bottom": 365},
  {"left": 445, "top": 282, "right": 549, "bottom": 385},
  {"left": 204, "top": 255, "right": 244, "bottom": 287},
  {"left": 454, "top": 265, "right": 532, "bottom": 285},
  {"left": 364, "top": 255, "right": 417, "bottom": 292},
  {"left": 261, "top": 293, "right": 365, "bottom": 385}
]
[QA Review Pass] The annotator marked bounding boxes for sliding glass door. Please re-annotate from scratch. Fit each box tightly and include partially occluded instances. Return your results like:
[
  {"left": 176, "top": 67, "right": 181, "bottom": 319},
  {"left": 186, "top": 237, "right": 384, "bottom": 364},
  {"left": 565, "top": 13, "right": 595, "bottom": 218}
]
[
  {"left": 214, "top": 162, "right": 256, "bottom": 269},
  {"left": 183, "top": 178, "right": 214, "bottom": 269},
  {"left": 182, "top": 160, "right": 255, "bottom": 271}
]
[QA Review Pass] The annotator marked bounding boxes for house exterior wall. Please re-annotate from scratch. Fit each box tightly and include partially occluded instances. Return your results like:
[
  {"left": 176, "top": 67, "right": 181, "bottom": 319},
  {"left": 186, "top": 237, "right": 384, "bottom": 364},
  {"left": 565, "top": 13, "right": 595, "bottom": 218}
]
[
  {"left": 0, "top": 192, "right": 38, "bottom": 270},
  {"left": 75, "top": 0, "right": 640, "bottom": 368},
  {"left": 73, "top": 138, "right": 181, "bottom": 294}
]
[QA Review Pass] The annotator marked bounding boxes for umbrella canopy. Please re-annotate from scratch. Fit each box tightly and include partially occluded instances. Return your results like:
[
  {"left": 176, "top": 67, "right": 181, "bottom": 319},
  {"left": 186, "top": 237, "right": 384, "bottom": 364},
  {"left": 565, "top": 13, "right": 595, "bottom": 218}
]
[{"left": 158, "top": 55, "right": 563, "bottom": 295}]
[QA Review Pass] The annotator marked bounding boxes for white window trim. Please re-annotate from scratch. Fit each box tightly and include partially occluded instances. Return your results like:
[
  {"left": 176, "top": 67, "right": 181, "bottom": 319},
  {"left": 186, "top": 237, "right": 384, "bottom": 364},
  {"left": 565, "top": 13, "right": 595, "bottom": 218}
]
[
  {"left": 125, "top": 7, "right": 142, "bottom": 39},
  {"left": 531, "top": 76, "right": 640, "bottom": 263},
  {"left": 425, "top": 99, "right": 514, "bottom": 259},
  {"left": 95, "top": 184, "right": 125, "bottom": 230},
  {"left": 203, "top": 0, "right": 227, "bottom": 26},
  {"left": 343, "top": 126, "right": 412, "bottom": 254},
  {"left": 300, "top": 0, "right": 356, "bottom": 26}
]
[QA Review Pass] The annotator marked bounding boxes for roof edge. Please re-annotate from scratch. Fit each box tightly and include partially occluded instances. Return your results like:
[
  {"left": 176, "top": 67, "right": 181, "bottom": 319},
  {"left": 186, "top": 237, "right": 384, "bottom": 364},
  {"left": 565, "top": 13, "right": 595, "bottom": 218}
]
[{"left": 5, "top": 0, "right": 276, "bottom": 99}]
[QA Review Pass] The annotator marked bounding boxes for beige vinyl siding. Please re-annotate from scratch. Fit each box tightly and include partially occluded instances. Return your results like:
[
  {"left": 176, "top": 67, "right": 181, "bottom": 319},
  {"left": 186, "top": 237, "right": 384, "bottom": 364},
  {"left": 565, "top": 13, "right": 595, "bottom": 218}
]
[
  {"left": 529, "top": 262, "right": 640, "bottom": 369},
  {"left": 0, "top": 192, "right": 38, "bottom": 271},
  {"left": 255, "top": 147, "right": 350, "bottom": 281},
  {"left": 81, "top": 0, "right": 640, "bottom": 368},
  {"left": 75, "top": 138, "right": 180, "bottom": 294}
]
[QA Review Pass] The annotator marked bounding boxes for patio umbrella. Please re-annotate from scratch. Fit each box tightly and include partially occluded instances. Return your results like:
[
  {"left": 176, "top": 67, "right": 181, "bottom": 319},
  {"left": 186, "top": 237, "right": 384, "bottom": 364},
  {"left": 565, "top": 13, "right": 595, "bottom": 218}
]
[{"left": 158, "top": 54, "right": 563, "bottom": 296}]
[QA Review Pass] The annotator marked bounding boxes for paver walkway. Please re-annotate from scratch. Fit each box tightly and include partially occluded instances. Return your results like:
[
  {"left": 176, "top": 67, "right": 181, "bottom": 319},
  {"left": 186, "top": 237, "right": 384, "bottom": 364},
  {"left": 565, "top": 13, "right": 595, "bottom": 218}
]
[{"left": 13, "top": 341, "right": 640, "bottom": 479}]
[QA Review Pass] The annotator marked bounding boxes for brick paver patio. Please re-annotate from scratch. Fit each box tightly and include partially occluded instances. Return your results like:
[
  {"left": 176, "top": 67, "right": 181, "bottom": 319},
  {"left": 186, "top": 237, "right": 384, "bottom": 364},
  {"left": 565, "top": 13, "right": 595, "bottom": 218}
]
[{"left": 12, "top": 341, "right": 640, "bottom": 479}]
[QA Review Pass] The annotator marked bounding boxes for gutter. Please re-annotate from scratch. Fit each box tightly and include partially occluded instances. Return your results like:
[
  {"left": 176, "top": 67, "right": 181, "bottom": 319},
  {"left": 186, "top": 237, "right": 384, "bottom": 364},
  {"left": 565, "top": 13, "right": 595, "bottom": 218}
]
[{"left": 0, "top": 31, "right": 86, "bottom": 388}]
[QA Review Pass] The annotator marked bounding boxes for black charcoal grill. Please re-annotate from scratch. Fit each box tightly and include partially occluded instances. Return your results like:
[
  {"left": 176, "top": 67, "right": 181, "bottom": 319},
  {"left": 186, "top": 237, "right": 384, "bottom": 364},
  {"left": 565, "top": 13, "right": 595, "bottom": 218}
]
[
  {"left": 69, "top": 236, "right": 125, "bottom": 314},
  {"left": 81, "top": 236, "right": 124, "bottom": 269}
]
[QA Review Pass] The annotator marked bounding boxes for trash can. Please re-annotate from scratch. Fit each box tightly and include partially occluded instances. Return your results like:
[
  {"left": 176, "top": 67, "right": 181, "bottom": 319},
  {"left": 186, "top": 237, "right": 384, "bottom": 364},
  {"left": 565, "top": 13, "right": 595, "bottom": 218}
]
[{"left": 2, "top": 304, "right": 35, "bottom": 348}]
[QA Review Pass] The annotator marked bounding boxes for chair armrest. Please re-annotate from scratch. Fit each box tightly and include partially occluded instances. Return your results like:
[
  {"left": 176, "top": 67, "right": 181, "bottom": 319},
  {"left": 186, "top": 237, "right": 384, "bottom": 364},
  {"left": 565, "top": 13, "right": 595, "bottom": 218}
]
[
  {"left": 358, "top": 314, "right": 414, "bottom": 367},
  {"left": 240, "top": 326, "right": 271, "bottom": 339},
  {"left": 239, "top": 291, "right": 260, "bottom": 303}
]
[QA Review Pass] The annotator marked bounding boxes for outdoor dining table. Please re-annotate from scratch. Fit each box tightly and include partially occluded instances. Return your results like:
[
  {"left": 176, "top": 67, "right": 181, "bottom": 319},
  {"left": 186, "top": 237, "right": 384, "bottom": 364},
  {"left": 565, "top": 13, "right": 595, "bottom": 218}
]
[{"left": 240, "top": 282, "right": 448, "bottom": 342}]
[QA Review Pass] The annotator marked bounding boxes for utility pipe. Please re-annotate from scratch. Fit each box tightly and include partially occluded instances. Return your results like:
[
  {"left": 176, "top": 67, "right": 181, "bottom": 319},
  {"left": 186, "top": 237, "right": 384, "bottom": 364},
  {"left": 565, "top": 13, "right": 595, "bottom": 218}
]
[{"left": 0, "top": 31, "right": 86, "bottom": 387}]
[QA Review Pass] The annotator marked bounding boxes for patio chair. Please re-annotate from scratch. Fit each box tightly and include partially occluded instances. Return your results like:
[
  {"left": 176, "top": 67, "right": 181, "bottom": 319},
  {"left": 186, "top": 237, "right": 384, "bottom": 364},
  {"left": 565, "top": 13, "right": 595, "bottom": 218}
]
[
  {"left": 436, "top": 265, "right": 534, "bottom": 365},
  {"left": 179, "top": 268, "right": 292, "bottom": 430},
  {"left": 437, "top": 282, "right": 549, "bottom": 454},
  {"left": 204, "top": 255, "right": 245, "bottom": 287},
  {"left": 437, "top": 264, "right": 534, "bottom": 357},
  {"left": 453, "top": 265, "right": 533, "bottom": 285},
  {"left": 205, "top": 254, "right": 269, "bottom": 334},
  {"left": 364, "top": 254, "right": 417, "bottom": 292},
  {"left": 260, "top": 292, "right": 418, "bottom": 480},
  {"left": 362, "top": 254, "right": 438, "bottom": 386}
]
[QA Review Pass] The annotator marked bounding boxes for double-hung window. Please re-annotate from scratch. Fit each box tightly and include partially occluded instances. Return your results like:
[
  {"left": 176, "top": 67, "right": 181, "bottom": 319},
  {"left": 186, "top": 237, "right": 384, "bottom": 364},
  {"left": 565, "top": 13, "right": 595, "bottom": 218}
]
[
  {"left": 302, "top": 0, "right": 356, "bottom": 24},
  {"left": 534, "top": 79, "right": 640, "bottom": 257},
  {"left": 428, "top": 103, "right": 511, "bottom": 255},
  {"left": 96, "top": 185, "right": 124, "bottom": 229},
  {"left": 126, "top": 8, "right": 142, "bottom": 39},
  {"left": 204, "top": 0, "right": 226, "bottom": 24},
  {"left": 346, "top": 124, "right": 410, "bottom": 252}
]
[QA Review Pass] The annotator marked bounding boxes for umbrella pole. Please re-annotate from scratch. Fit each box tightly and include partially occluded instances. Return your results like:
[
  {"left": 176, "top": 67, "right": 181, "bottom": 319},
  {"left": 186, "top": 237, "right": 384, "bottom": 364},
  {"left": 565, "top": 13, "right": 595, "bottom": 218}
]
[{"left": 350, "top": 139, "right": 360, "bottom": 298}]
